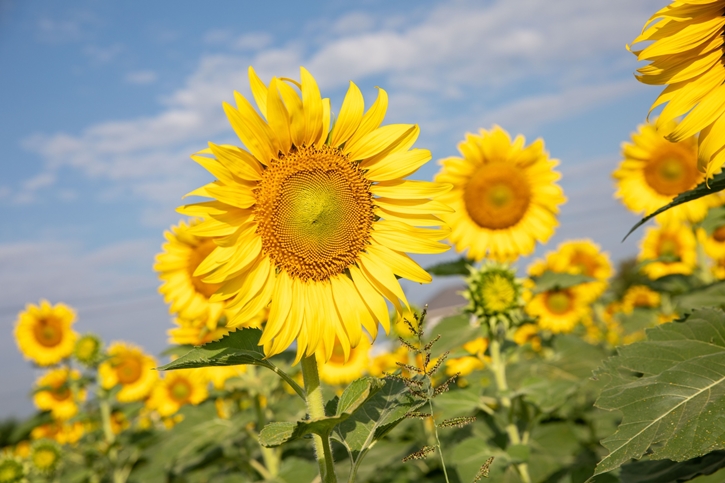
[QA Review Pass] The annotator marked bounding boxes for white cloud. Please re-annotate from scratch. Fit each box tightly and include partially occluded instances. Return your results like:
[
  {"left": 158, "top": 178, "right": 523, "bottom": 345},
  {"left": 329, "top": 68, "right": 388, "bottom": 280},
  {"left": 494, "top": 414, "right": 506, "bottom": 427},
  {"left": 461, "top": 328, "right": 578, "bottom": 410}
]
[
  {"left": 35, "top": 12, "right": 97, "bottom": 43},
  {"left": 234, "top": 32, "right": 273, "bottom": 51},
  {"left": 84, "top": 43, "right": 124, "bottom": 63},
  {"left": 125, "top": 70, "right": 158, "bottom": 85}
]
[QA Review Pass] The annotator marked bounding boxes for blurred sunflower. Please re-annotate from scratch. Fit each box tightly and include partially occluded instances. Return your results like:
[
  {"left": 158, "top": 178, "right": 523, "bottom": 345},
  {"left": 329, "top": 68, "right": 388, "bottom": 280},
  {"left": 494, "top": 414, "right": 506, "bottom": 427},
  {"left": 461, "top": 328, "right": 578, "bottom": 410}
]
[
  {"left": 513, "top": 324, "right": 542, "bottom": 351},
  {"left": 0, "top": 456, "right": 25, "bottom": 483},
  {"left": 435, "top": 126, "right": 566, "bottom": 261},
  {"left": 155, "top": 219, "right": 228, "bottom": 329},
  {"left": 73, "top": 333, "right": 102, "bottom": 366},
  {"left": 29, "top": 440, "right": 61, "bottom": 476},
  {"left": 369, "top": 347, "right": 408, "bottom": 377},
  {"left": 445, "top": 337, "right": 488, "bottom": 377},
  {"left": 534, "top": 239, "right": 612, "bottom": 302},
  {"left": 147, "top": 370, "right": 208, "bottom": 417},
  {"left": 697, "top": 223, "right": 725, "bottom": 259},
  {"left": 14, "top": 300, "right": 77, "bottom": 367},
  {"left": 99, "top": 343, "right": 158, "bottom": 402},
  {"left": 621, "top": 285, "right": 661, "bottom": 313},
  {"left": 33, "top": 369, "right": 85, "bottom": 420},
  {"left": 30, "top": 422, "right": 84, "bottom": 446},
  {"left": 318, "top": 337, "right": 371, "bottom": 386},
  {"left": 629, "top": 0, "right": 725, "bottom": 178},
  {"left": 168, "top": 318, "right": 231, "bottom": 346},
  {"left": 713, "top": 257, "right": 725, "bottom": 279},
  {"left": 613, "top": 121, "right": 714, "bottom": 225},
  {"left": 180, "top": 66, "right": 450, "bottom": 361},
  {"left": 526, "top": 286, "right": 590, "bottom": 334},
  {"left": 638, "top": 224, "right": 697, "bottom": 279}
]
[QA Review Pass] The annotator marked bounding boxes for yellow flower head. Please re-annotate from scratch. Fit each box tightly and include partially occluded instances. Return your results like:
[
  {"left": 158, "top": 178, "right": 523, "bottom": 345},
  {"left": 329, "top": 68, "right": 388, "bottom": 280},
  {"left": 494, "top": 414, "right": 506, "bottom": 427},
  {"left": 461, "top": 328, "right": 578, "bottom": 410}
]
[
  {"left": 0, "top": 456, "right": 25, "bottom": 483},
  {"left": 713, "top": 256, "right": 725, "bottom": 280},
  {"left": 73, "top": 333, "right": 102, "bottom": 366},
  {"left": 29, "top": 440, "right": 61, "bottom": 475},
  {"left": 179, "top": 66, "right": 450, "bottom": 362},
  {"left": 446, "top": 337, "right": 489, "bottom": 377},
  {"left": 638, "top": 224, "right": 697, "bottom": 279},
  {"left": 168, "top": 317, "right": 231, "bottom": 346},
  {"left": 697, "top": 225, "right": 725, "bottom": 260},
  {"left": 317, "top": 337, "right": 371, "bottom": 386},
  {"left": 435, "top": 126, "right": 566, "bottom": 261},
  {"left": 14, "top": 300, "right": 78, "bottom": 367},
  {"left": 546, "top": 240, "right": 612, "bottom": 301},
  {"left": 464, "top": 261, "right": 524, "bottom": 322},
  {"left": 629, "top": 1, "right": 725, "bottom": 178},
  {"left": 513, "top": 324, "right": 542, "bottom": 351},
  {"left": 369, "top": 347, "right": 408, "bottom": 378},
  {"left": 147, "top": 369, "right": 208, "bottom": 417},
  {"left": 33, "top": 369, "right": 86, "bottom": 421},
  {"left": 155, "top": 219, "right": 228, "bottom": 328},
  {"left": 621, "top": 285, "right": 661, "bottom": 313},
  {"left": 526, "top": 286, "right": 590, "bottom": 334},
  {"left": 30, "top": 422, "right": 84, "bottom": 446},
  {"left": 197, "top": 366, "right": 245, "bottom": 390},
  {"left": 99, "top": 342, "right": 159, "bottom": 402},
  {"left": 613, "top": 121, "right": 715, "bottom": 225}
]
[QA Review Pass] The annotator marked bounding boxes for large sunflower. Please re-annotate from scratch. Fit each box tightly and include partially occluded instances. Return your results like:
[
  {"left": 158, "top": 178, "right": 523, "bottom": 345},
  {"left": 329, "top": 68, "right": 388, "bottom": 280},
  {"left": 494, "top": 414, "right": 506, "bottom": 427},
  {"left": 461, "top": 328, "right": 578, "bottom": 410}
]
[
  {"left": 638, "top": 224, "right": 697, "bottom": 279},
  {"left": 155, "top": 219, "right": 228, "bottom": 327},
  {"left": 33, "top": 369, "right": 86, "bottom": 420},
  {"left": 99, "top": 342, "right": 159, "bottom": 402},
  {"left": 435, "top": 126, "right": 566, "bottom": 262},
  {"left": 614, "top": 121, "right": 716, "bottom": 225},
  {"left": 179, "top": 67, "right": 450, "bottom": 361},
  {"left": 629, "top": 0, "right": 725, "bottom": 178},
  {"left": 14, "top": 300, "right": 78, "bottom": 367}
]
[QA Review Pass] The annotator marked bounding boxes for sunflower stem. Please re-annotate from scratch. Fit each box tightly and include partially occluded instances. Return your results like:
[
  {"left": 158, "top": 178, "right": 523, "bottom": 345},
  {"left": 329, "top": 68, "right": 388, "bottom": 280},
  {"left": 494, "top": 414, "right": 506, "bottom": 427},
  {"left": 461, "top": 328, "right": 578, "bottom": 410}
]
[{"left": 301, "top": 355, "right": 337, "bottom": 483}]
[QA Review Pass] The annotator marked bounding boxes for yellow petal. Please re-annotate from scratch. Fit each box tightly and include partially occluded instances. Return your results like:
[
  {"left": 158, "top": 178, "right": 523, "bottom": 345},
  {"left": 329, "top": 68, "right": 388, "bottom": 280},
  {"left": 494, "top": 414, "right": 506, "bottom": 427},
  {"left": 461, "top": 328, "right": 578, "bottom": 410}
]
[
  {"left": 187, "top": 217, "right": 239, "bottom": 237},
  {"left": 358, "top": 253, "right": 409, "bottom": 314},
  {"left": 300, "top": 67, "right": 323, "bottom": 145},
  {"left": 371, "top": 180, "right": 452, "bottom": 199},
  {"left": 223, "top": 101, "right": 275, "bottom": 166},
  {"left": 366, "top": 244, "right": 432, "bottom": 284},
  {"left": 319, "top": 98, "right": 331, "bottom": 146},
  {"left": 260, "top": 270, "right": 294, "bottom": 348},
  {"left": 277, "top": 81, "right": 305, "bottom": 147},
  {"left": 346, "top": 124, "right": 416, "bottom": 161},
  {"left": 364, "top": 149, "right": 432, "bottom": 182},
  {"left": 204, "top": 182, "right": 256, "bottom": 209},
  {"left": 330, "top": 82, "right": 364, "bottom": 147},
  {"left": 330, "top": 275, "right": 363, "bottom": 347},
  {"left": 375, "top": 197, "right": 454, "bottom": 216},
  {"left": 266, "top": 78, "right": 292, "bottom": 154},
  {"left": 176, "top": 201, "right": 231, "bottom": 217},
  {"left": 248, "top": 66, "right": 268, "bottom": 118},
  {"left": 348, "top": 265, "right": 386, "bottom": 336},
  {"left": 346, "top": 87, "right": 388, "bottom": 147},
  {"left": 207, "top": 143, "right": 263, "bottom": 181}
]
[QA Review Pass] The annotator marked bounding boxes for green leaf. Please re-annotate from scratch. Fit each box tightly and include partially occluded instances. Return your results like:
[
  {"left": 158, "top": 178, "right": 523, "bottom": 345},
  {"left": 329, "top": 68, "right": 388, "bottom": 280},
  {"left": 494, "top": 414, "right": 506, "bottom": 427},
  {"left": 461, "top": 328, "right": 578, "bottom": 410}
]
[
  {"left": 624, "top": 171, "right": 725, "bottom": 241},
  {"left": 259, "top": 377, "right": 385, "bottom": 448},
  {"left": 620, "top": 451, "right": 725, "bottom": 483},
  {"left": 699, "top": 206, "right": 725, "bottom": 236},
  {"left": 506, "top": 444, "right": 530, "bottom": 463},
  {"left": 592, "top": 308, "right": 725, "bottom": 478},
  {"left": 156, "top": 328, "right": 305, "bottom": 399},
  {"left": 333, "top": 377, "right": 426, "bottom": 474},
  {"left": 424, "top": 314, "right": 479, "bottom": 357},
  {"left": 424, "top": 257, "right": 472, "bottom": 276},
  {"left": 674, "top": 282, "right": 725, "bottom": 313},
  {"left": 532, "top": 271, "right": 595, "bottom": 293}
]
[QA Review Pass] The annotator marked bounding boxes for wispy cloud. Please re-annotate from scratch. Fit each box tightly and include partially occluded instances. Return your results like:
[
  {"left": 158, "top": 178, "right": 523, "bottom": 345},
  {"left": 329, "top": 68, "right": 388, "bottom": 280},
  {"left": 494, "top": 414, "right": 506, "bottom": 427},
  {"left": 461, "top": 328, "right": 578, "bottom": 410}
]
[
  {"left": 125, "top": 70, "right": 158, "bottom": 85},
  {"left": 35, "top": 11, "right": 98, "bottom": 43}
]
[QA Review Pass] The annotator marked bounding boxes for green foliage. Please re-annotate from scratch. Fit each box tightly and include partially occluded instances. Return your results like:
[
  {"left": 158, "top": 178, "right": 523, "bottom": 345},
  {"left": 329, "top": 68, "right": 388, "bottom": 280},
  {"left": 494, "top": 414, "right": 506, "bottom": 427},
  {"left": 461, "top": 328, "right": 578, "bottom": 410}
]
[
  {"left": 624, "top": 170, "right": 725, "bottom": 240},
  {"left": 424, "top": 256, "right": 472, "bottom": 276},
  {"left": 593, "top": 309, "right": 725, "bottom": 478},
  {"left": 620, "top": 451, "right": 725, "bottom": 483},
  {"left": 532, "top": 271, "right": 595, "bottom": 293}
]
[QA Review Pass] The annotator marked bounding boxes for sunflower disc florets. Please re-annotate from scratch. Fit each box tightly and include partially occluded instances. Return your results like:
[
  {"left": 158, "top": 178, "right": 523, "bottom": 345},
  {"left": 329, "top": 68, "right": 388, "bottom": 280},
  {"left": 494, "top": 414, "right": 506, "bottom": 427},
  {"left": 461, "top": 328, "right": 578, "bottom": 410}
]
[{"left": 464, "top": 262, "right": 525, "bottom": 327}]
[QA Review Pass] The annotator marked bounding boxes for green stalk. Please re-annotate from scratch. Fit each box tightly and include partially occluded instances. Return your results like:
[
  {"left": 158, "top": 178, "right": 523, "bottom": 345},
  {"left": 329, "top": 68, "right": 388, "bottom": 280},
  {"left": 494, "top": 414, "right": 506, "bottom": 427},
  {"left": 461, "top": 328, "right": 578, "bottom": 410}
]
[
  {"left": 429, "top": 400, "right": 451, "bottom": 483},
  {"left": 254, "top": 393, "right": 280, "bottom": 477},
  {"left": 301, "top": 355, "right": 337, "bottom": 483}
]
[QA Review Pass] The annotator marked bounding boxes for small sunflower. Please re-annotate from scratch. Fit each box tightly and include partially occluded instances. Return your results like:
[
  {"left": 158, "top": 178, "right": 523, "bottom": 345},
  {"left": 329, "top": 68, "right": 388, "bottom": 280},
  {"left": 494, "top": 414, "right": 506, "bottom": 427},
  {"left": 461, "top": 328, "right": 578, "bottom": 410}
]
[
  {"left": 614, "top": 121, "right": 714, "bottom": 225},
  {"left": 513, "top": 324, "right": 542, "bottom": 351},
  {"left": 29, "top": 440, "right": 61, "bottom": 476},
  {"left": 621, "top": 285, "right": 661, "bottom": 313},
  {"left": 168, "top": 317, "right": 231, "bottom": 346},
  {"left": 697, "top": 224, "right": 725, "bottom": 260},
  {"left": 317, "top": 337, "right": 371, "bottom": 386},
  {"left": 435, "top": 126, "right": 566, "bottom": 261},
  {"left": 33, "top": 369, "right": 85, "bottom": 420},
  {"left": 629, "top": 0, "right": 725, "bottom": 178},
  {"left": 98, "top": 342, "right": 158, "bottom": 402},
  {"left": 464, "top": 261, "right": 525, "bottom": 323},
  {"left": 30, "top": 422, "right": 84, "bottom": 445},
  {"left": 445, "top": 337, "right": 488, "bottom": 377},
  {"left": 155, "top": 219, "right": 228, "bottom": 327},
  {"left": 638, "top": 224, "right": 697, "bottom": 279},
  {"left": 180, "top": 67, "right": 450, "bottom": 361},
  {"left": 369, "top": 347, "right": 408, "bottom": 377},
  {"left": 546, "top": 240, "right": 612, "bottom": 302},
  {"left": 14, "top": 300, "right": 77, "bottom": 367},
  {"left": 0, "top": 456, "right": 25, "bottom": 483},
  {"left": 147, "top": 370, "right": 208, "bottom": 417},
  {"left": 526, "top": 286, "right": 590, "bottom": 334},
  {"left": 713, "top": 256, "right": 725, "bottom": 279},
  {"left": 73, "top": 333, "right": 102, "bottom": 366}
]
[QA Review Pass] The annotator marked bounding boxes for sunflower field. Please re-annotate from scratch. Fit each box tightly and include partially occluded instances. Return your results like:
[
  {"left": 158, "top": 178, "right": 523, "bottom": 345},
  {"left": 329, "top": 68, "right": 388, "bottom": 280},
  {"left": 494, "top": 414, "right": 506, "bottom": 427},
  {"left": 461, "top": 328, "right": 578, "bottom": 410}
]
[{"left": 6, "top": 1, "right": 725, "bottom": 482}]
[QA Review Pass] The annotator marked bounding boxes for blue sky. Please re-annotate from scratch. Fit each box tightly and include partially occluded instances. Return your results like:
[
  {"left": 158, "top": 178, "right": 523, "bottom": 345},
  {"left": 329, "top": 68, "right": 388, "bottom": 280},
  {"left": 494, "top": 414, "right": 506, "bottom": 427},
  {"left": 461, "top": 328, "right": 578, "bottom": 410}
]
[{"left": 0, "top": 0, "right": 665, "bottom": 416}]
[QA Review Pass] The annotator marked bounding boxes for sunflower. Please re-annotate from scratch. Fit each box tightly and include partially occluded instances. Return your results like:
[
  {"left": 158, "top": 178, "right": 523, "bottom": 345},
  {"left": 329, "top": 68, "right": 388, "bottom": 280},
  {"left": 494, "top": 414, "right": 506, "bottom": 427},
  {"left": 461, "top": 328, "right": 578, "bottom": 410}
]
[
  {"left": 697, "top": 224, "right": 725, "bottom": 259},
  {"left": 179, "top": 66, "right": 450, "bottom": 361},
  {"left": 629, "top": 0, "right": 725, "bottom": 178},
  {"left": 73, "top": 333, "right": 102, "bottom": 366},
  {"left": 638, "top": 224, "right": 697, "bottom": 279},
  {"left": 30, "top": 422, "right": 84, "bottom": 445},
  {"left": 713, "top": 256, "right": 725, "bottom": 279},
  {"left": 155, "top": 219, "right": 228, "bottom": 327},
  {"left": 464, "top": 261, "right": 525, "bottom": 323},
  {"left": 613, "top": 121, "right": 715, "bottom": 225},
  {"left": 168, "top": 317, "right": 231, "bottom": 346},
  {"left": 29, "top": 440, "right": 61, "bottom": 476},
  {"left": 526, "top": 286, "right": 590, "bottom": 334},
  {"left": 513, "top": 324, "right": 542, "bottom": 351},
  {"left": 33, "top": 369, "right": 86, "bottom": 420},
  {"left": 369, "top": 347, "right": 408, "bottom": 377},
  {"left": 445, "top": 337, "right": 488, "bottom": 377},
  {"left": 317, "top": 337, "right": 371, "bottom": 386},
  {"left": 543, "top": 240, "right": 613, "bottom": 302},
  {"left": 98, "top": 342, "right": 158, "bottom": 402},
  {"left": 147, "top": 369, "right": 208, "bottom": 417},
  {"left": 621, "top": 285, "right": 661, "bottom": 313},
  {"left": 435, "top": 126, "right": 566, "bottom": 262},
  {"left": 198, "top": 366, "right": 245, "bottom": 390},
  {"left": 14, "top": 300, "right": 77, "bottom": 366},
  {"left": 0, "top": 456, "right": 25, "bottom": 483}
]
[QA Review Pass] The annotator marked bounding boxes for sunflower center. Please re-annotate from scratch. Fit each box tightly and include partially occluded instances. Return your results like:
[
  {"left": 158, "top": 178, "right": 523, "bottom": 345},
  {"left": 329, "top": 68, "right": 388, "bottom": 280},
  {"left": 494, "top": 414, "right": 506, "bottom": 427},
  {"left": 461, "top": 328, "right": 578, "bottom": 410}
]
[
  {"left": 50, "top": 383, "right": 71, "bottom": 402},
  {"left": 713, "top": 226, "right": 725, "bottom": 243},
  {"left": 115, "top": 357, "right": 143, "bottom": 385},
  {"left": 569, "top": 252, "right": 596, "bottom": 277},
  {"left": 32, "top": 316, "right": 63, "bottom": 348},
  {"left": 256, "top": 144, "right": 374, "bottom": 281},
  {"left": 481, "top": 274, "right": 516, "bottom": 312},
  {"left": 169, "top": 379, "right": 192, "bottom": 403},
  {"left": 644, "top": 148, "right": 700, "bottom": 197},
  {"left": 464, "top": 163, "right": 531, "bottom": 230},
  {"left": 658, "top": 238, "right": 680, "bottom": 258},
  {"left": 545, "top": 291, "right": 573, "bottom": 315},
  {"left": 187, "top": 239, "right": 223, "bottom": 298}
]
